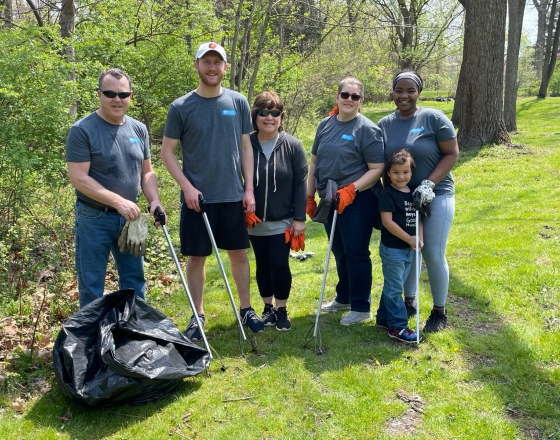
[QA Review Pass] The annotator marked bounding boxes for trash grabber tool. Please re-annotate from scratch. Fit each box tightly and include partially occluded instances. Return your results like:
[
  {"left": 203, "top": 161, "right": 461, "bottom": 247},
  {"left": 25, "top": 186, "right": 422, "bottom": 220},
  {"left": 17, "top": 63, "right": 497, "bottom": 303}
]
[
  {"left": 310, "top": 195, "right": 339, "bottom": 355},
  {"left": 413, "top": 191, "right": 422, "bottom": 344},
  {"left": 198, "top": 195, "right": 247, "bottom": 353},
  {"left": 152, "top": 206, "right": 212, "bottom": 359}
]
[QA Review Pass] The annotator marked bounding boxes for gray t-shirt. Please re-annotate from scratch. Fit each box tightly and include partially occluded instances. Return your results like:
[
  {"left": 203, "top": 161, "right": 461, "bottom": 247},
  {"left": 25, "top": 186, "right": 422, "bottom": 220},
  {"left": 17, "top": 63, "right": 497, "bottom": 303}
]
[
  {"left": 65, "top": 112, "right": 150, "bottom": 203},
  {"left": 163, "top": 88, "right": 253, "bottom": 203},
  {"left": 311, "top": 113, "right": 384, "bottom": 189},
  {"left": 378, "top": 107, "right": 457, "bottom": 195}
]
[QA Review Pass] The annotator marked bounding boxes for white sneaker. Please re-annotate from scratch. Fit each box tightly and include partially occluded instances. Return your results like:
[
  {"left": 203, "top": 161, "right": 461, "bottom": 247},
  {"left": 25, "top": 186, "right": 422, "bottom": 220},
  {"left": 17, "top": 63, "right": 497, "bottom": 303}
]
[
  {"left": 321, "top": 299, "right": 351, "bottom": 312},
  {"left": 340, "top": 311, "right": 371, "bottom": 326}
]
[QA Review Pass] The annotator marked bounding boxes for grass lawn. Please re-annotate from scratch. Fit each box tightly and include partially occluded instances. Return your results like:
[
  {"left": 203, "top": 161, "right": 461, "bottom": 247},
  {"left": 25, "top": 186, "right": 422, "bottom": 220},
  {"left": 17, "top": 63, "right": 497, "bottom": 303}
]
[{"left": 1, "top": 98, "right": 559, "bottom": 439}]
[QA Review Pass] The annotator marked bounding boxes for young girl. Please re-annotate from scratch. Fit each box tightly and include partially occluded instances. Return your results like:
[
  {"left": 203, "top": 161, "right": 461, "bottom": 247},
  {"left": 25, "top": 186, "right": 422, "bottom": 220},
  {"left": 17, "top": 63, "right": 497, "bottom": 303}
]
[{"left": 375, "top": 149, "right": 423, "bottom": 343}]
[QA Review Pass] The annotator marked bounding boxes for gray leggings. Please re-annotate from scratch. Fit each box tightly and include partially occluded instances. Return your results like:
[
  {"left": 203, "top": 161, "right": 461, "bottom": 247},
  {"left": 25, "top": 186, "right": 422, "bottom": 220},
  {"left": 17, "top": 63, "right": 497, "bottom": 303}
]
[{"left": 404, "top": 193, "right": 455, "bottom": 307}]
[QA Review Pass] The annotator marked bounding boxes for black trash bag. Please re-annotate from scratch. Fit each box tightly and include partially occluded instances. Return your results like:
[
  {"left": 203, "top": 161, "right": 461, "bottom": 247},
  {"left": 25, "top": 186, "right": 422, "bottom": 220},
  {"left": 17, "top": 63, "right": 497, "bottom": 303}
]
[{"left": 53, "top": 289, "right": 210, "bottom": 406}]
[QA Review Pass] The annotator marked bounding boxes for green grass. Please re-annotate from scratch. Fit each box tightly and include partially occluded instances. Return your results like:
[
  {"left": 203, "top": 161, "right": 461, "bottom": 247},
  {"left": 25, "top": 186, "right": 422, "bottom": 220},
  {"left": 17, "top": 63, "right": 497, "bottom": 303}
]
[{"left": 1, "top": 98, "right": 560, "bottom": 439}]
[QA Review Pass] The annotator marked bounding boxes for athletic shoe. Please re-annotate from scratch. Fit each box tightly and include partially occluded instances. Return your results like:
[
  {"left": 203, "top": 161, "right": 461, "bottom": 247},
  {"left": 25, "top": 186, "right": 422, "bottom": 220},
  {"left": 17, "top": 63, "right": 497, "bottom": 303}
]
[
  {"left": 186, "top": 314, "right": 205, "bottom": 342},
  {"left": 240, "top": 307, "right": 265, "bottom": 333},
  {"left": 423, "top": 308, "right": 448, "bottom": 333},
  {"left": 275, "top": 307, "right": 291, "bottom": 332},
  {"left": 340, "top": 311, "right": 372, "bottom": 326},
  {"left": 262, "top": 303, "right": 276, "bottom": 326},
  {"left": 375, "top": 319, "right": 389, "bottom": 330},
  {"left": 321, "top": 299, "right": 351, "bottom": 312},
  {"left": 387, "top": 327, "right": 420, "bottom": 344},
  {"left": 404, "top": 297, "right": 417, "bottom": 318}
]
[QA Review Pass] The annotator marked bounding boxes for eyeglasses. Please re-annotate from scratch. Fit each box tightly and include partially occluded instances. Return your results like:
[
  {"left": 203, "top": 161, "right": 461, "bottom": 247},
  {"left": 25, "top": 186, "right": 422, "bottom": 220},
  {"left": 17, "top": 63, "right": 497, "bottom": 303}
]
[
  {"left": 100, "top": 90, "right": 132, "bottom": 99},
  {"left": 339, "top": 92, "right": 362, "bottom": 101},
  {"left": 256, "top": 109, "right": 282, "bottom": 117}
]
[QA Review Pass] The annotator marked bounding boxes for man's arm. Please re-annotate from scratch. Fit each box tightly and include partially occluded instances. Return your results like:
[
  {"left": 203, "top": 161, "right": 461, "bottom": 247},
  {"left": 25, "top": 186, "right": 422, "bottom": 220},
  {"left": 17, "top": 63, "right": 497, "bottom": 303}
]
[
  {"left": 240, "top": 133, "right": 255, "bottom": 213},
  {"left": 67, "top": 161, "right": 141, "bottom": 220},
  {"left": 160, "top": 135, "right": 202, "bottom": 212}
]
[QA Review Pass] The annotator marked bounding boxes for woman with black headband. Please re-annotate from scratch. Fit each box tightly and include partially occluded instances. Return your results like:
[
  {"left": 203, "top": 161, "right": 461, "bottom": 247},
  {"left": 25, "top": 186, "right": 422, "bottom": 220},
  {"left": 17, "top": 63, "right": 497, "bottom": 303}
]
[{"left": 377, "top": 70, "right": 459, "bottom": 333}]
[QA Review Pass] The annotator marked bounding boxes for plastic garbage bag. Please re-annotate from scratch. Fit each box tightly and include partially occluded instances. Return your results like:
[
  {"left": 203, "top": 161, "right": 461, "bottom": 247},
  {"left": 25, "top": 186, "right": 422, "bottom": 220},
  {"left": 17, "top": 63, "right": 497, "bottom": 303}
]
[{"left": 53, "top": 289, "right": 210, "bottom": 406}]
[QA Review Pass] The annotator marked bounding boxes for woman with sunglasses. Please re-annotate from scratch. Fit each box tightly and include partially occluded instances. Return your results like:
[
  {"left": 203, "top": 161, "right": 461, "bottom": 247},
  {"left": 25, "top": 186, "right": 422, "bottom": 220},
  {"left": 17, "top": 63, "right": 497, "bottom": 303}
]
[
  {"left": 307, "top": 77, "right": 385, "bottom": 326},
  {"left": 377, "top": 70, "right": 459, "bottom": 333},
  {"left": 248, "top": 91, "right": 308, "bottom": 331}
]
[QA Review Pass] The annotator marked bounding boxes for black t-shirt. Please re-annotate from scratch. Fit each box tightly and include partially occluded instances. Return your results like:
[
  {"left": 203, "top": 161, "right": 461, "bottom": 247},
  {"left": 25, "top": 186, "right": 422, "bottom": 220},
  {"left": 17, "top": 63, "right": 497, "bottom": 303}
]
[{"left": 379, "top": 185, "right": 417, "bottom": 249}]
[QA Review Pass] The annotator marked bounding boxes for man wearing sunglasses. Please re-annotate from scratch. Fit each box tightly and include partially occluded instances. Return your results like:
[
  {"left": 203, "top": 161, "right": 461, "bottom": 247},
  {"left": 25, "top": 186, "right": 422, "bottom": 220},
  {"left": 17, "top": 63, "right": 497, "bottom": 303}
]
[
  {"left": 161, "top": 42, "right": 264, "bottom": 341},
  {"left": 66, "top": 67, "right": 166, "bottom": 308}
]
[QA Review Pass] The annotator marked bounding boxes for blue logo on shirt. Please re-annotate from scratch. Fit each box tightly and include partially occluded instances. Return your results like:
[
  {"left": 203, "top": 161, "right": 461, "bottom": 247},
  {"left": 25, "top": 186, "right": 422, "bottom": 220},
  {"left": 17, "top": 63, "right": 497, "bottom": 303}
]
[
  {"left": 409, "top": 126, "right": 424, "bottom": 134},
  {"left": 341, "top": 134, "right": 354, "bottom": 140},
  {"left": 128, "top": 137, "right": 141, "bottom": 144},
  {"left": 222, "top": 109, "right": 237, "bottom": 116}
]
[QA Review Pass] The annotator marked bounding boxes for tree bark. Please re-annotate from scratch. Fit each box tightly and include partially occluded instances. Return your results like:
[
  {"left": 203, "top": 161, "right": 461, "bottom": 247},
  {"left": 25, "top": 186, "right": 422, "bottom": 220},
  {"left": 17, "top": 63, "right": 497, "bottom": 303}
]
[
  {"left": 454, "top": 0, "right": 511, "bottom": 150},
  {"left": 1, "top": 0, "right": 13, "bottom": 27},
  {"left": 60, "top": 0, "right": 77, "bottom": 116},
  {"left": 25, "top": 0, "right": 43, "bottom": 26},
  {"left": 504, "top": 0, "right": 525, "bottom": 131},
  {"left": 538, "top": 0, "right": 560, "bottom": 98},
  {"left": 533, "top": 0, "right": 550, "bottom": 76},
  {"left": 247, "top": 0, "right": 273, "bottom": 103}
]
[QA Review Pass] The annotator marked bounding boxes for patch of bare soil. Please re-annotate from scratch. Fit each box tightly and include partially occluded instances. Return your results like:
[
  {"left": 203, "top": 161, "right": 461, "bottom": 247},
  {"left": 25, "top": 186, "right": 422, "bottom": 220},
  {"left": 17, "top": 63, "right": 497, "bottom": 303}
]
[
  {"left": 385, "top": 409, "right": 422, "bottom": 435},
  {"left": 446, "top": 295, "right": 502, "bottom": 335},
  {"left": 506, "top": 407, "right": 546, "bottom": 440}
]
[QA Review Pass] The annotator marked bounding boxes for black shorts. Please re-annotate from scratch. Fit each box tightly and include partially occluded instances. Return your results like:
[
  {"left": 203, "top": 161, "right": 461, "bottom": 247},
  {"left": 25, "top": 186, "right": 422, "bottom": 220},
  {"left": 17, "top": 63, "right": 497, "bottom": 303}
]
[{"left": 180, "top": 201, "right": 249, "bottom": 256}]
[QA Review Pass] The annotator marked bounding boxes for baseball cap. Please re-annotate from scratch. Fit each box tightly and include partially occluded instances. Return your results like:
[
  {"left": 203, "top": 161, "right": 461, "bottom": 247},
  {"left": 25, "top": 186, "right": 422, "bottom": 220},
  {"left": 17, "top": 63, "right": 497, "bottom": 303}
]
[{"left": 195, "top": 42, "right": 227, "bottom": 62}]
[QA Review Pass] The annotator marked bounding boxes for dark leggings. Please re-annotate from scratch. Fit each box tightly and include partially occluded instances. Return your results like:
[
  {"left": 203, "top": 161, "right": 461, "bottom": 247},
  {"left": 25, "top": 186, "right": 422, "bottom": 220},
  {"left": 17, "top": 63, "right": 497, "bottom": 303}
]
[{"left": 249, "top": 233, "right": 292, "bottom": 301}]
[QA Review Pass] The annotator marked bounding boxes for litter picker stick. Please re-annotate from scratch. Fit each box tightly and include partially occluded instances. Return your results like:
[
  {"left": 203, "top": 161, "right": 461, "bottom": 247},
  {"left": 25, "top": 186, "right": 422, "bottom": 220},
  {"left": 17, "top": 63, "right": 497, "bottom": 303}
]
[
  {"left": 198, "top": 195, "right": 247, "bottom": 345},
  {"left": 152, "top": 206, "right": 212, "bottom": 358},
  {"left": 312, "top": 195, "right": 339, "bottom": 353},
  {"left": 413, "top": 191, "right": 422, "bottom": 345}
]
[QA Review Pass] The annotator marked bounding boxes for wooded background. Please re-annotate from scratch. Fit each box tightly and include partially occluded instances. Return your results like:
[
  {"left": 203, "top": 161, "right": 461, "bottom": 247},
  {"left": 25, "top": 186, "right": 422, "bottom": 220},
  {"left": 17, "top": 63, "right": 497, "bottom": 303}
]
[{"left": 0, "top": 0, "right": 559, "bottom": 296}]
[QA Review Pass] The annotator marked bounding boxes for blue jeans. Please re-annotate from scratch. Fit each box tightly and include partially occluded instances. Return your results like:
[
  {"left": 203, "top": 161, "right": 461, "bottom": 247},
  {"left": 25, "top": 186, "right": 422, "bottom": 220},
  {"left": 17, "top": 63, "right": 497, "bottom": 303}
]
[
  {"left": 75, "top": 201, "right": 145, "bottom": 308},
  {"left": 324, "top": 190, "right": 375, "bottom": 312},
  {"left": 376, "top": 243, "right": 414, "bottom": 329}
]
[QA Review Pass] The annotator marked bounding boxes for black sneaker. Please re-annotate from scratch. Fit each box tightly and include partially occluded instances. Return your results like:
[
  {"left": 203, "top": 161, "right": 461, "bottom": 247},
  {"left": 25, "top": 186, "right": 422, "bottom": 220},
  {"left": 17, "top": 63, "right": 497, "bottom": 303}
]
[
  {"left": 240, "top": 307, "right": 265, "bottom": 333},
  {"left": 186, "top": 314, "right": 205, "bottom": 342},
  {"left": 423, "top": 308, "right": 447, "bottom": 333},
  {"left": 387, "top": 327, "right": 421, "bottom": 344},
  {"left": 275, "top": 307, "right": 291, "bottom": 332},
  {"left": 404, "top": 297, "right": 417, "bottom": 318},
  {"left": 262, "top": 303, "right": 277, "bottom": 326}
]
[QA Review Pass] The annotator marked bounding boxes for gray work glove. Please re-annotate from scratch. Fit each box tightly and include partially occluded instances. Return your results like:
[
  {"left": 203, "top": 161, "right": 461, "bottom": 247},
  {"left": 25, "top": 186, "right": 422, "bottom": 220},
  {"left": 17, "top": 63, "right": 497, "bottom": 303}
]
[
  {"left": 127, "top": 214, "right": 149, "bottom": 257},
  {"left": 413, "top": 179, "right": 435, "bottom": 206},
  {"left": 118, "top": 222, "right": 131, "bottom": 253}
]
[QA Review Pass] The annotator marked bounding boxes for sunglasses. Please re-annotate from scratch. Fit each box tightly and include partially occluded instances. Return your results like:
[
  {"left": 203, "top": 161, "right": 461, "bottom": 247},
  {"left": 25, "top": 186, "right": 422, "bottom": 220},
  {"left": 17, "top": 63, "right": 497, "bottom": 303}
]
[
  {"left": 100, "top": 90, "right": 132, "bottom": 99},
  {"left": 339, "top": 92, "right": 362, "bottom": 101},
  {"left": 256, "top": 109, "right": 282, "bottom": 117}
]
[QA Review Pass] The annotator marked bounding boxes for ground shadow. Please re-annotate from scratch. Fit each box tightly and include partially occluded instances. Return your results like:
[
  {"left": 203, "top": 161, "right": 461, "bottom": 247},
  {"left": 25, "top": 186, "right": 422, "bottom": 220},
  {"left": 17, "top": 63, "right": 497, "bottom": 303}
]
[{"left": 25, "top": 379, "right": 202, "bottom": 440}]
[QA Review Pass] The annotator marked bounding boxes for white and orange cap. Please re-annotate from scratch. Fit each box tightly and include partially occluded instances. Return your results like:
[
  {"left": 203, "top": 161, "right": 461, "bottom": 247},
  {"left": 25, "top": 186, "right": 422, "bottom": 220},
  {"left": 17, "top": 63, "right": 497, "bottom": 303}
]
[{"left": 195, "top": 42, "right": 227, "bottom": 62}]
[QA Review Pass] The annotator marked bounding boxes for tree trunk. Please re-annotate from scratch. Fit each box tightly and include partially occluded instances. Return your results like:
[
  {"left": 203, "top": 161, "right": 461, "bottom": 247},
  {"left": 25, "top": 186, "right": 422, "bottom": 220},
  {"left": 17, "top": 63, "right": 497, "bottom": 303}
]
[
  {"left": 229, "top": 0, "right": 245, "bottom": 90},
  {"left": 455, "top": 0, "right": 511, "bottom": 150},
  {"left": 25, "top": 0, "right": 43, "bottom": 26},
  {"left": 60, "top": 0, "right": 77, "bottom": 116},
  {"left": 538, "top": 0, "right": 560, "bottom": 98},
  {"left": 504, "top": 0, "right": 525, "bottom": 131},
  {"left": 1, "top": 0, "right": 13, "bottom": 27},
  {"left": 533, "top": 0, "right": 550, "bottom": 76},
  {"left": 247, "top": 0, "right": 273, "bottom": 103}
]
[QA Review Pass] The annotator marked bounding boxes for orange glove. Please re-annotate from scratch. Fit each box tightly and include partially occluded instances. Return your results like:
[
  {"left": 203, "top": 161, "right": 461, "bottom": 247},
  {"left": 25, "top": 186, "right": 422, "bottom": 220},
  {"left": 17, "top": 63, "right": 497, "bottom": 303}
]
[
  {"left": 245, "top": 212, "right": 262, "bottom": 229},
  {"left": 336, "top": 183, "right": 357, "bottom": 214},
  {"left": 306, "top": 195, "right": 317, "bottom": 218},
  {"left": 285, "top": 229, "right": 305, "bottom": 251}
]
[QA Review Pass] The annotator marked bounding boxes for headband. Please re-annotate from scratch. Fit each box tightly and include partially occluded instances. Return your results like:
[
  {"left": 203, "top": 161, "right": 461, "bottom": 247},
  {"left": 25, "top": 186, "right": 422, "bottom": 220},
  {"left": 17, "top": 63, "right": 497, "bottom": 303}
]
[{"left": 392, "top": 72, "right": 423, "bottom": 92}]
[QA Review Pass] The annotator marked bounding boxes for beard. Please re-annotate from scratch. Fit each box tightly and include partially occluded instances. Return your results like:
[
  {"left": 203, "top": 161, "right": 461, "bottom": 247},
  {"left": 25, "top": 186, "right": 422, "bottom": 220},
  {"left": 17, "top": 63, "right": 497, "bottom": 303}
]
[{"left": 198, "top": 70, "right": 224, "bottom": 87}]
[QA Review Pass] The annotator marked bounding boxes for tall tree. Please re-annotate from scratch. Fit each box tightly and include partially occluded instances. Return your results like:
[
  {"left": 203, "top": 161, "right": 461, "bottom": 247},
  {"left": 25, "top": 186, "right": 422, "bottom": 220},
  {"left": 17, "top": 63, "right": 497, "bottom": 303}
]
[
  {"left": 60, "top": 0, "right": 76, "bottom": 116},
  {"left": 368, "top": 0, "right": 463, "bottom": 71},
  {"left": 1, "top": 0, "right": 13, "bottom": 27},
  {"left": 533, "top": 0, "right": 551, "bottom": 76},
  {"left": 453, "top": 0, "right": 511, "bottom": 150},
  {"left": 504, "top": 0, "right": 525, "bottom": 131},
  {"left": 538, "top": 0, "right": 560, "bottom": 97}
]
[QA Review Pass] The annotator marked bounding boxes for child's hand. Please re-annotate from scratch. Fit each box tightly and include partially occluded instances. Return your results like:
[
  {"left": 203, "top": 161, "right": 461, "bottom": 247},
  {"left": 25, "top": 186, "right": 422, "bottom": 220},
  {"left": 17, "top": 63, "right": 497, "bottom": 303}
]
[{"left": 409, "top": 236, "right": 423, "bottom": 250}]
